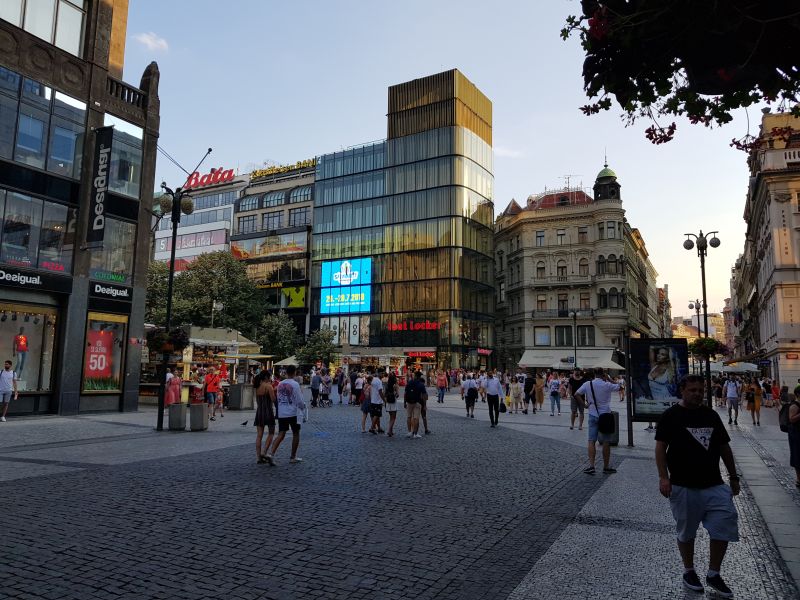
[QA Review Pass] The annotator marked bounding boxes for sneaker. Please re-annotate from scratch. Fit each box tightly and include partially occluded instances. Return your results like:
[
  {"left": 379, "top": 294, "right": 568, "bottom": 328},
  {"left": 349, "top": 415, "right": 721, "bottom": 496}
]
[
  {"left": 413, "top": 434, "right": 423, "bottom": 439},
  {"left": 583, "top": 467, "right": 595, "bottom": 475},
  {"left": 209, "top": 416, "right": 216, "bottom": 421},
  {"left": 470, "top": 414, "right": 474, "bottom": 418},
  {"left": 0, "top": 416, "right": 5, "bottom": 422},
  {"left": 602, "top": 467, "right": 617, "bottom": 474},
  {"left": 682, "top": 570, "right": 704, "bottom": 593},
  {"left": 728, "top": 418, "right": 732, "bottom": 424},
  {"left": 406, "top": 432, "right": 414, "bottom": 438},
  {"left": 290, "top": 457, "right": 303, "bottom": 463},
  {"left": 265, "top": 454, "right": 275, "bottom": 466},
  {"left": 705, "top": 574, "right": 733, "bottom": 598}
]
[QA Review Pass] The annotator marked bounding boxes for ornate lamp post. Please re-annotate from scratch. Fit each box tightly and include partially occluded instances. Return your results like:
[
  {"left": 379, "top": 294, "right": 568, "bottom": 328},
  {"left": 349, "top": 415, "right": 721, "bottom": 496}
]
[
  {"left": 688, "top": 299, "right": 702, "bottom": 374},
  {"left": 683, "top": 230, "right": 720, "bottom": 406},
  {"left": 568, "top": 310, "right": 580, "bottom": 369}
]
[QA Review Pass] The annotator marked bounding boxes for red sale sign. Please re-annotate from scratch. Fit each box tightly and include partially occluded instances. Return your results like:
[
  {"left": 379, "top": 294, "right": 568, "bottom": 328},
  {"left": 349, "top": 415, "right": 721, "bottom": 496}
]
[{"left": 85, "top": 330, "right": 113, "bottom": 378}]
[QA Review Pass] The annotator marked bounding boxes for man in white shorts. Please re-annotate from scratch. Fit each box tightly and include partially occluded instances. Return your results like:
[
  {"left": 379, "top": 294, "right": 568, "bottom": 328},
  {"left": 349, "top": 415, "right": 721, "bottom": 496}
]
[{"left": 0, "top": 360, "right": 18, "bottom": 422}]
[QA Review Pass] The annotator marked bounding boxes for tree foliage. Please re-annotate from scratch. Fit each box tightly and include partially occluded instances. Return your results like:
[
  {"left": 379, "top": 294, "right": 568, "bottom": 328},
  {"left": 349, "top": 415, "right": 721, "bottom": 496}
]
[
  {"left": 255, "top": 311, "right": 299, "bottom": 361},
  {"left": 688, "top": 337, "right": 729, "bottom": 359},
  {"left": 562, "top": 1, "right": 800, "bottom": 146},
  {"left": 295, "top": 328, "right": 337, "bottom": 367}
]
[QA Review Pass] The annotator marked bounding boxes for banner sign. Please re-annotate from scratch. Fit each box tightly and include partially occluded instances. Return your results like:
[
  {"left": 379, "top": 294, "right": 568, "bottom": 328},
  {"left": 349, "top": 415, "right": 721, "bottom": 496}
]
[
  {"left": 629, "top": 338, "right": 689, "bottom": 419},
  {"left": 85, "top": 330, "right": 114, "bottom": 379},
  {"left": 86, "top": 126, "right": 114, "bottom": 248},
  {"left": 89, "top": 282, "right": 132, "bottom": 301},
  {"left": 0, "top": 267, "right": 72, "bottom": 294}
]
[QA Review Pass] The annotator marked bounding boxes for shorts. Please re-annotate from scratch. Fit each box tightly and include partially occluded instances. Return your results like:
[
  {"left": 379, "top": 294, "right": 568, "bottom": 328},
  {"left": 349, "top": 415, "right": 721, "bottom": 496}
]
[
  {"left": 587, "top": 414, "right": 613, "bottom": 443},
  {"left": 406, "top": 402, "right": 421, "bottom": 419},
  {"left": 570, "top": 396, "right": 585, "bottom": 413},
  {"left": 0, "top": 391, "right": 11, "bottom": 403},
  {"left": 278, "top": 416, "right": 300, "bottom": 433},
  {"left": 385, "top": 401, "right": 398, "bottom": 413},
  {"left": 360, "top": 398, "right": 370, "bottom": 414},
  {"left": 369, "top": 403, "right": 383, "bottom": 418},
  {"left": 726, "top": 397, "right": 739, "bottom": 410},
  {"left": 205, "top": 392, "right": 217, "bottom": 405},
  {"left": 669, "top": 484, "right": 739, "bottom": 543}
]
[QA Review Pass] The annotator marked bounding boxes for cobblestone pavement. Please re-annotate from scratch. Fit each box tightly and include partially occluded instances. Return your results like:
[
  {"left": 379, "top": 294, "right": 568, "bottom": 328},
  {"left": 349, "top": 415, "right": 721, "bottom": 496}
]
[{"left": 0, "top": 393, "right": 798, "bottom": 599}]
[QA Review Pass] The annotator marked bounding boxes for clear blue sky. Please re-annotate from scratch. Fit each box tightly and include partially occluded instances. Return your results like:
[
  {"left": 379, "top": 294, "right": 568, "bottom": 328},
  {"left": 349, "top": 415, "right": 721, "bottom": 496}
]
[{"left": 124, "top": 0, "right": 752, "bottom": 317}]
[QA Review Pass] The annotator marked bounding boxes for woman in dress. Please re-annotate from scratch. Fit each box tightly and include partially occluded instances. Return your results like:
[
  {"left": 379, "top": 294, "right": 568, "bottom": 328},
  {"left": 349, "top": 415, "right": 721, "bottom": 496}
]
[
  {"left": 535, "top": 372, "right": 545, "bottom": 411},
  {"left": 648, "top": 347, "right": 677, "bottom": 399},
  {"left": 253, "top": 370, "right": 277, "bottom": 464},
  {"left": 746, "top": 379, "right": 762, "bottom": 426},
  {"left": 165, "top": 367, "right": 182, "bottom": 406}
]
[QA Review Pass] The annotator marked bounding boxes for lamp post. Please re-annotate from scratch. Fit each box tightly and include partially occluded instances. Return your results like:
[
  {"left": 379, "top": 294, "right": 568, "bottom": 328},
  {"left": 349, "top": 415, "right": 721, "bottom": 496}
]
[
  {"left": 689, "top": 299, "right": 702, "bottom": 375},
  {"left": 568, "top": 310, "right": 579, "bottom": 370},
  {"left": 683, "top": 230, "right": 721, "bottom": 407}
]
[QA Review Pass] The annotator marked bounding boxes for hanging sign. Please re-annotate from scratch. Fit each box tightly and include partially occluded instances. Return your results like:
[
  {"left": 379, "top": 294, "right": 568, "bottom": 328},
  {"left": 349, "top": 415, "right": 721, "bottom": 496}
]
[{"left": 86, "top": 126, "right": 114, "bottom": 248}]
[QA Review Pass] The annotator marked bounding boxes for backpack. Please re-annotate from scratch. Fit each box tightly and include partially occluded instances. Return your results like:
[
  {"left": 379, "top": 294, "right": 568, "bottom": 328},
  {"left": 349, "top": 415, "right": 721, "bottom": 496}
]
[{"left": 779, "top": 401, "right": 798, "bottom": 433}]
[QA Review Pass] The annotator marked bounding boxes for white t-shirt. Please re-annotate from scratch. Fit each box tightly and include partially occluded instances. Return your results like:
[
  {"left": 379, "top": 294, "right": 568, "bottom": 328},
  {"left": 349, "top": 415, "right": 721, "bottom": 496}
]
[
  {"left": 724, "top": 380, "right": 740, "bottom": 398},
  {"left": 576, "top": 378, "right": 620, "bottom": 417},
  {"left": 485, "top": 376, "right": 503, "bottom": 396},
  {"left": 478, "top": 375, "right": 487, "bottom": 389},
  {"left": 355, "top": 377, "right": 364, "bottom": 390},
  {"left": 275, "top": 377, "right": 305, "bottom": 419},
  {"left": 370, "top": 377, "right": 384, "bottom": 405},
  {"left": 0, "top": 369, "right": 16, "bottom": 393}
]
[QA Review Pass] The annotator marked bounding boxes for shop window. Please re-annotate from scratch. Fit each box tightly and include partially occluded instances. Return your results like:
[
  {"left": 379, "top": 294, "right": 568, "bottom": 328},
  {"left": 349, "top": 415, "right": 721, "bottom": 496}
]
[
  {"left": 0, "top": 302, "right": 58, "bottom": 392},
  {"left": 103, "top": 114, "right": 143, "bottom": 199},
  {"left": 1, "top": 191, "right": 42, "bottom": 268},
  {"left": 83, "top": 312, "right": 127, "bottom": 392},
  {"left": 38, "top": 200, "right": 75, "bottom": 272},
  {"left": 89, "top": 217, "right": 135, "bottom": 284}
]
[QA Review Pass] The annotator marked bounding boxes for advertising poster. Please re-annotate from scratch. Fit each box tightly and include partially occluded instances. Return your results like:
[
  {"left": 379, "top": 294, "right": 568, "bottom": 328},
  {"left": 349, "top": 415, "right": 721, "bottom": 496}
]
[
  {"left": 84, "top": 330, "right": 114, "bottom": 384},
  {"left": 320, "top": 258, "right": 372, "bottom": 314},
  {"left": 629, "top": 338, "right": 689, "bottom": 419},
  {"left": 281, "top": 286, "right": 306, "bottom": 308}
]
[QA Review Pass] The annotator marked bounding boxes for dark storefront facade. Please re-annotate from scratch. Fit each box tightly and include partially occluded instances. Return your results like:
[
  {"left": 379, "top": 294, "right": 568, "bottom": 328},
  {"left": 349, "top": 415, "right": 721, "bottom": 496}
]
[
  {"left": 0, "top": 2, "right": 159, "bottom": 414},
  {"left": 311, "top": 70, "right": 495, "bottom": 370}
]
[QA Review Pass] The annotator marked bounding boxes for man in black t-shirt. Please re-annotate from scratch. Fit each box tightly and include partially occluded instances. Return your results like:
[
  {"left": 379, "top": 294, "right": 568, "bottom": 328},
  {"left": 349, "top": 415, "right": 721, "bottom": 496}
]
[
  {"left": 568, "top": 370, "right": 586, "bottom": 431},
  {"left": 655, "top": 374, "right": 740, "bottom": 598}
]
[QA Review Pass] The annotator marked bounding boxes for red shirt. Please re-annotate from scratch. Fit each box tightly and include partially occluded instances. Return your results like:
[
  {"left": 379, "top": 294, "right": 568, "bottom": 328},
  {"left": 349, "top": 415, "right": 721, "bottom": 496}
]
[
  {"left": 204, "top": 374, "right": 221, "bottom": 393},
  {"left": 14, "top": 335, "right": 28, "bottom": 352}
]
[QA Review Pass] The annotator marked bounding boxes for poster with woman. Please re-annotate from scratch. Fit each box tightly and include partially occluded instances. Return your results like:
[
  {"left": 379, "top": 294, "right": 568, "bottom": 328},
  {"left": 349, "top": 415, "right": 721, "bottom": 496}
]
[{"left": 629, "top": 338, "right": 689, "bottom": 419}]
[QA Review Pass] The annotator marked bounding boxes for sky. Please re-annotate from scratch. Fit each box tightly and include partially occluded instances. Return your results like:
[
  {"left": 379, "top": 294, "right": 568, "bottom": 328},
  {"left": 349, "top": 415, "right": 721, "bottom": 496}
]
[{"left": 123, "top": 0, "right": 754, "bottom": 318}]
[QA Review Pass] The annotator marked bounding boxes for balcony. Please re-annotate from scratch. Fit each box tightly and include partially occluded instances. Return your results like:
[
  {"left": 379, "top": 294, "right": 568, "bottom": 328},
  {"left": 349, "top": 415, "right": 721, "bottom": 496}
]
[
  {"left": 531, "top": 308, "right": 596, "bottom": 319},
  {"left": 529, "top": 274, "right": 594, "bottom": 288},
  {"left": 594, "top": 272, "right": 626, "bottom": 282}
]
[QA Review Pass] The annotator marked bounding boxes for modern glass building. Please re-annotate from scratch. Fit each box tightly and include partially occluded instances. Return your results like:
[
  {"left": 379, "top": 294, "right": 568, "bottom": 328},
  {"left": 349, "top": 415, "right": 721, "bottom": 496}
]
[{"left": 311, "top": 70, "right": 495, "bottom": 371}]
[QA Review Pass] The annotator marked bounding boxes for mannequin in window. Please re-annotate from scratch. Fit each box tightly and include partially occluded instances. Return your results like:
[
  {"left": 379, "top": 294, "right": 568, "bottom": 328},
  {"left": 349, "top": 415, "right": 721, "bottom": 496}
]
[{"left": 13, "top": 326, "right": 28, "bottom": 377}]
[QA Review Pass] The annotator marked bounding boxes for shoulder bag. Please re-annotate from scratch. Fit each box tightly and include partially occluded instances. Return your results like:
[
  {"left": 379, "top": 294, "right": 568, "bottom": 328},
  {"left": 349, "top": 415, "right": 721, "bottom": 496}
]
[{"left": 590, "top": 380, "right": 615, "bottom": 435}]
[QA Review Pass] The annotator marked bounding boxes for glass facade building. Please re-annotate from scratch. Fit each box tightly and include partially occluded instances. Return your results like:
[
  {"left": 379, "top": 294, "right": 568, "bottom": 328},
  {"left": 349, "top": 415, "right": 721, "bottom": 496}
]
[{"left": 312, "top": 70, "right": 495, "bottom": 369}]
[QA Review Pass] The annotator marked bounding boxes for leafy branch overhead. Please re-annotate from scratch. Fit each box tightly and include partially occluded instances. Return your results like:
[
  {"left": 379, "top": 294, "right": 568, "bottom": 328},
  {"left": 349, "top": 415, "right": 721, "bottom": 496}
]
[
  {"left": 688, "top": 337, "right": 729, "bottom": 359},
  {"left": 562, "top": 1, "right": 800, "bottom": 145}
]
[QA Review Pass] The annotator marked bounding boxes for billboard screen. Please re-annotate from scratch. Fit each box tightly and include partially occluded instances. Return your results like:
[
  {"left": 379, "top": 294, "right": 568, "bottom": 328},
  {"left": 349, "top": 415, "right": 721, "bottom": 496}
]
[
  {"left": 629, "top": 337, "right": 690, "bottom": 419},
  {"left": 320, "top": 258, "right": 372, "bottom": 314}
]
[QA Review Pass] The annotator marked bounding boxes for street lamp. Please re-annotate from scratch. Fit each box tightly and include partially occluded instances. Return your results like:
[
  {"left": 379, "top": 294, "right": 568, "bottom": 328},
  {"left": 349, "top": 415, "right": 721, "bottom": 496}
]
[
  {"left": 155, "top": 148, "right": 212, "bottom": 431},
  {"left": 683, "top": 230, "right": 721, "bottom": 406},
  {"left": 688, "top": 299, "right": 702, "bottom": 375},
  {"left": 568, "top": 310, "right": 579, "bottom": 369}
]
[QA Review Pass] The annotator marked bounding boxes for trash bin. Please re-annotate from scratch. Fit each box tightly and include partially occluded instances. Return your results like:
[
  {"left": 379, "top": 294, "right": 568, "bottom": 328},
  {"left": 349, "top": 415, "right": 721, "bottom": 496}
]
[
  {"left": 190, "top": 402, "right": 209, "bottom": 431},
  {"left": 227, "top": 383, "right": 254, "bottom": 410},
  {"left": 168, "top": 403, "right": 187, "bottom": 431},
  {"left": 610, "top": 411, "right": 620, "bottom": 447}
]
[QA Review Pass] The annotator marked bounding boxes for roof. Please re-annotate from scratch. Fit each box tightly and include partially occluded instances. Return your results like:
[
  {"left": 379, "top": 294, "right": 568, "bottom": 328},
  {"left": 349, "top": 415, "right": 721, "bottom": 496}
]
[
  {"left": 596, "top": 165, "right": 617, "bottom": 180},
  {"left": 526, "top": 189, "right": 594, "bottom": 210}
]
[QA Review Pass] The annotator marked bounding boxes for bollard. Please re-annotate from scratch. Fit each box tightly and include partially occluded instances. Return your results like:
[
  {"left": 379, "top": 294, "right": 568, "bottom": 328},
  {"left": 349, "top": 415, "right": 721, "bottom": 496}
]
[{"left": 168, "top": 403, "right": 187, "bottom": 431}]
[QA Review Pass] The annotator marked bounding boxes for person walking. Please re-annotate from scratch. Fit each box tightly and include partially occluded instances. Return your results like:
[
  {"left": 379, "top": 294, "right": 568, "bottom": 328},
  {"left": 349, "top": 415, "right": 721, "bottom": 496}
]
[
  {"left": 385, "top": 370, "right": 399, "bottom": 437},
  {"left": 310, "top": 370, "right": 321, "bottom": 408},
  {"left": 320, "top": 369, "right": 332, "bottom": 407},
  {"left": 165, "top": 367, "right": 182, "bottom": 407},
  {"left": 548, "top": 375, "right": 562, "bottom": 416},
  {"left": 203, "top": 366, "right": 222, "bottom": 421},
  {"left": 723, "top": 377, "right": 741, "bottom": 425},
  {"left": 485, "top": 370, "right": 503, "bottom": 428},
  {"left": 510, "top": 376, "right": 524, "bottom": 413},
  {"left": 253, "top": 370, "right": 277, "bottom": 464},
  {"left": 575, "top": 368, "right": 621, "bottom": 475},
  {"left": 368, "top": 370, "right": 386, "bottom": 434},
  {"left": 745, "top": 379, "right": 762, "bottom": 426},
  {"left": 358, "top": 372, "right": 371, "bottom": 433},
  {"left": 335, "top": 368, "right": 345, "bottom": 404},
  {"left": 462, "top": 373, "right": 478, "bottom": 418},
  {"left": 568, "top": 369, "right": 586, "bottom": 431},
  {"left": 785, "top": 393, "right": 800, "bottom": 488},
  {"left": 0, "top": 360, "right": 18, "bottom": 422},
  {"left": 655, "top": 374, "right": 740, "bottom": 598},
  {"left": 535, "top": 372, "right": 545, "bottom": 411},
  {"left": 436, "top": 370, "right": 448, "bottom": 404},
  {"left": 404, "top": 371, "right": 425, "bottom": 438},
  {"left": 267, "top": 365, "right": 306, "bottom": 464}
]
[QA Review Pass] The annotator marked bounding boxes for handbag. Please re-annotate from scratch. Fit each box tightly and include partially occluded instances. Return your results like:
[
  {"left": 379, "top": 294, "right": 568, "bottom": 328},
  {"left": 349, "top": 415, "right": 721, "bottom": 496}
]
[
  {"left": 499, "top": 400, "right": 507, "bottom": 413},
  {"left": 590, "top": 380, "right": 615, "bottom": 434}
]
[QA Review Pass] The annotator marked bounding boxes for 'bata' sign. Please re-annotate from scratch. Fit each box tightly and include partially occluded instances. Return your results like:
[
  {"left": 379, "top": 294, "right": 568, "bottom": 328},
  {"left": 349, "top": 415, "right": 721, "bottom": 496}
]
[
  {"left": 86, "top": 126, "right": 114, "bottom": 248},
  {"left": 387, "top": 320, "right": 440, "bottom": 332},
  {"left": 184, "top": 167, "right": 235, "bottom": 189}
]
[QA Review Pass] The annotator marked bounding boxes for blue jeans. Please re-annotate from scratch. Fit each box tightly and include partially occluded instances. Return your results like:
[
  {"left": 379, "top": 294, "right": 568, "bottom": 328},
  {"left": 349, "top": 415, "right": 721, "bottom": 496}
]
[
  {"left": 15, "top": 351, "right": 26, "bottom": 376},
  {"left": 550, "top": 392, "right": 561, "bottom": 414},
  {"left": 437, "top": 387, "right": 446, "bottom": 403}
]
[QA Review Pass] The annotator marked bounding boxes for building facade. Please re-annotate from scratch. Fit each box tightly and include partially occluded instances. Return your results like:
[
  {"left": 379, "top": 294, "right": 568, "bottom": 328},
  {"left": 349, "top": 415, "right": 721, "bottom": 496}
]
[
  {"left": 230, "top": 160, "right": 314, "bottom": 335},
  {"left": 152, "top": 166, "right": 248, "bottom": 270},
  {"left": 311, "top": 70, "right": 495, "bottom": 371},
  {"left": 0, "top": 0, "right": 159, "bottom": 414},
  {"left": 729, "top": 110, "right": 800, "bottom": 384}
]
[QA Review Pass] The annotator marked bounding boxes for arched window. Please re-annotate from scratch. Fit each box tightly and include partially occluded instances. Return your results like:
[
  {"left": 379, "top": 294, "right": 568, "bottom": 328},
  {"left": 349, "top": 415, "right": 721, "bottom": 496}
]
[
  {"left": 609, "top": 287, "right": 619, "bottom": 308},
  {"left": 239, "top": 194, "right": 260, "bottom": 212},
  {"left": 556, "top": 259, "right": 567, "bottom": 278},
  {"left": 597, "top": 255, "right": 606, "bottom": 275},
  {"left": 598, "top": 288, "right": 608, "bottom": 308},
  {"left": 579, "top": 258, "right": 589, "bottom": 276},
  {"left": 607, "top": 254, "right": 617, "bottom": 274},
  {"left": 263, "top": 190, "right": 285, "bottom": 207},
  {"left": 619, "top": 288, "right": 626, "bottom": 308},
  {"left": 289, "top": 185, "right": 313, "bottom": 204},
  {"left": 618, "top": 257, "right": 626, "bottom": 274},
  {"left": 536, "top": 261, "right": 546, "bottom": 279}
]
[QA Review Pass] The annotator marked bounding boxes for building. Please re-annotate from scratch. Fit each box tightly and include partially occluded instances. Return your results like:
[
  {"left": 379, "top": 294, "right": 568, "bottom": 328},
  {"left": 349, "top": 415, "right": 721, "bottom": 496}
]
[
  {"left": 311, "top": 69, "right": 495, "bottom": 371},
  {"left": 722, "top": 298, "right": 734, "bottom": 357},
  {"left": 152, "top": 166, "right": 248, "bottom": 270},
  {"left": 498, "top": 164, "right": 663, "bottom": 372},
  {"left": 0, "top": 0, "right": 160, "bottom": 415},
  {"left": 729, "top": 110, "right": 800, "bottom": 384},
  {"left": 230, "top": 160, "right": 315, "bottom": 335},
  {"left": 656, "top": 285, "right": 673, "bottom": 338}
]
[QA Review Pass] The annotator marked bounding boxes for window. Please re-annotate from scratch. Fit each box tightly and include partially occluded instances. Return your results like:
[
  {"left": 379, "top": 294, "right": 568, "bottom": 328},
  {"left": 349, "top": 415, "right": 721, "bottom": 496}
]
[
  {"left": 289, "top": 206, "right": 311, "bottom": 227},
  {"left": 597, "top": 255, "right": 606, "bottom": 275},
  {"left": 598, "top": 222, "right": 604, "bottom": 240},
  {"left": 37, "top": 199, "right": 75, "bottom": 272},
  {"left": 499, "top": 282, "right": 505, "bottom": 303},
  {"left": 534, "top": 326, "right": 550, "bottom": 346},
  {"left": 289, "top": 185, "right": 312, "bottom": 204},
  {"left": 607, "top": 254, "right": 617, "bottom": 274},
  {"left": 536, "top": 230, "right": 544, "bottom": 246},
  {"left": 536, "top": 261, "right": 545, "bottom": 279},
  {"left": 237, "top": 215, "right": 256, "bottom": 233},
  {"left": 83, "top": 312, "right": 127, "bottom": 392},
  {"left": 54, "top": 0, "right": 85, "bottom": 56},
  {"left": 537, "top": 294, "right": 547, "bottom": 310},
  {"left": 578, "top": 258, "right": 589, "bottom": 276},
  {"left": 0, "top": 94, "right": 18, "bottom": 159},
  {"left": 619, "top": 288, "right": 627, "bottom": 308},
  {"left": 89, "top": 217, "right": 135, "bottom": 285},
  {"left": 0, "top": 300, "right": 58, "bottom": 392},
  {"left": 578, "top": 226, "right": 588, "bottom": 243},
  {"left": 557, "top": 229, "right": 566, "bottom": 245},
  {"left": 609, "top": 287, "right": 619, "bottom": 308},
  {"left": 262, "top": 211, "right": 282, "bottom": 231},
  {"left": 555, "top": 325, "right": 572, "bottom": 347},
  {"left": 577, "top": 325, "right": 595, "bottom": 347},
  {"left": 239, "top": 195, "right": 260, "bottom": 212},
  {"left": 515, "top": 235, "right": 520, "bottom": 250},
  {"left": 516, "top": 264, "right": 521, "bottom": 284},
  {"left": 598, "top": 288, "right": 608, "bottom": 308},
  {"left": 557, "top": 293, "right": 568, "bottom": 311},
  {"left": 580, "top": 292, "right": 590, "bottom": 310},
  {"left": 12, "top": 0, "right": 87, "bottom": 57},
  {"left": 1, "top": 191, "right": 42, "bottom": 268},
  {"left": 47, "top": 116, "right": 83, "bottom": 178},
  {"left": 15, "top": 104, "right": 48, "bottom": 168},
  {"left": 263, "top": 190, "right": 284, "bottom": 207},
  {"left": 607, "top": 221, "right": 616, "bottom": 239},
  {"left": 103, "top": 114, "right": 143, "bottom": 198},
  {"left": 556, "top": 260, "right": 567, "bottom": 278}
]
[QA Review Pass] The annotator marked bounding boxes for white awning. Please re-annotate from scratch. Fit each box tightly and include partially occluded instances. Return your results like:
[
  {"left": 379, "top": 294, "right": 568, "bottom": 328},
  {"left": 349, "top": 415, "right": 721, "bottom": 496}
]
[{"left": 518, "top": 348, "right": 620, "bottom": 370}]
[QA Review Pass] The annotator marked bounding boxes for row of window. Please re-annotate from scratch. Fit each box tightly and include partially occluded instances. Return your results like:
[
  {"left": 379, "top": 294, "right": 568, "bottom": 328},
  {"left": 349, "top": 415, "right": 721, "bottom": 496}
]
[
  {"left": 236, "top": 206, "right": 311, "bottom": 234},
  {"left": 316, "top": 142, "right": 387, "bottom": 181},
  {"left": 530, "top": 325, "right": 596, "bottom": 347},
  {"left": 386, "top": 126, "right": 493, "bottom": 173},
  {"left": 231, "top": 232, "right": 308, "bottom": 261},
  {"left": 529, "top": 221, "right": 623, "bottom": 247},
  {"left": 238, "top": 186, "right": 313, "bottom": 212},
  {"left": 1, "top": 0, "right": 86, "bottom": 57},
  {"left": 246, "top": 258, "right": 307, "bottom": 285},
  {"left": 191, "top": 190, "right": 237, "bottom": 211},
  {"left": 157, "top": 207, "right": 232, "bottom": 231}
]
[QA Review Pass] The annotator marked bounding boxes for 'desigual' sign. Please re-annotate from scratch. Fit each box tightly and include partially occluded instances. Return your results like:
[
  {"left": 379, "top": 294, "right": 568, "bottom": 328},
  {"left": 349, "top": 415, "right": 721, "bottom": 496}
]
[
  {"left": 184, "top": 167, "right": 235, "bottom": 190},
  {"left": 86, "top": 126, "right": 113, "bottom": 248}
]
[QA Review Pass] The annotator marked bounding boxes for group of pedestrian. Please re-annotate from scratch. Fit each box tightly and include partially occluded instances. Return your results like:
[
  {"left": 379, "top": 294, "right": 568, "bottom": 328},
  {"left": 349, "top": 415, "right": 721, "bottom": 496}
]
[{"left": 253, "top": 365, "right": 306, "bottom": 465}]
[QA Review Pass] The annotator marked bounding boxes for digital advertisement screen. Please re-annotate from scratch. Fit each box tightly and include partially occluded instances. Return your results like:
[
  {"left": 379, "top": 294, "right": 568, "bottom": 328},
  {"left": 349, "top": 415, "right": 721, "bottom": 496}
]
[{"left": 320, "top": 258, "right": 372, "bottom": 314}]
